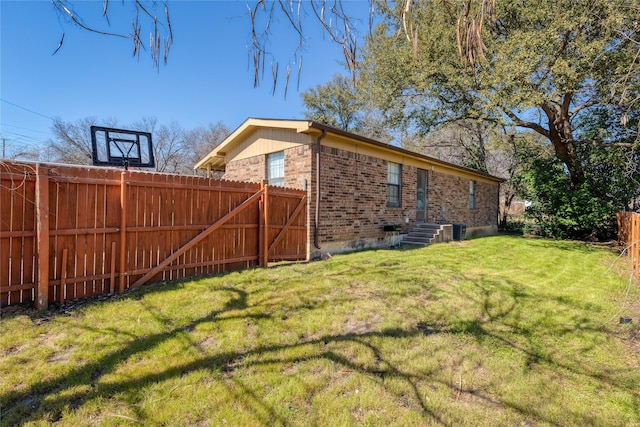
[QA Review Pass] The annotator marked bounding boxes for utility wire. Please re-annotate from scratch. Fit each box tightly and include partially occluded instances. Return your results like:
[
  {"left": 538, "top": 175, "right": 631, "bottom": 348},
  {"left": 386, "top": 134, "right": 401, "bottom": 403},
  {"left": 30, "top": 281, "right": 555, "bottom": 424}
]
[
  {"left": 0, "top": 130, "right": 45, "bottom": 144},
  {"left": 0, "top": 98, "right": 55, "bottom": 121},
  {"left": 2, "top": 123, "right": 51, "bottom": 135}
]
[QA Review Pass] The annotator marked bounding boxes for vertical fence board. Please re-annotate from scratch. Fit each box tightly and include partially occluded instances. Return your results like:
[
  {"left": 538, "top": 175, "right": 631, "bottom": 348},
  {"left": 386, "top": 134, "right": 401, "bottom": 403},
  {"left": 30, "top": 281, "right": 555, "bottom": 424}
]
[
  {"left": 22, "top": 175, "right": 36, "bottom": 301},
  {"left": 119, "top": 172, "right": 127, "bottom": 293}
]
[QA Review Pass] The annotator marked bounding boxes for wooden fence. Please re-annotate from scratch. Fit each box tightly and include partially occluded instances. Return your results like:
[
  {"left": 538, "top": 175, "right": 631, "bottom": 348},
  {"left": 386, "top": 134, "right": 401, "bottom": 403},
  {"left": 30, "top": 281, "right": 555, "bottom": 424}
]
[
  {"left": 1, "top": 161, "right": 307, "bottom": 311},
  {"left": 617, "top": 211, "right": 640, "bottom": 279}
]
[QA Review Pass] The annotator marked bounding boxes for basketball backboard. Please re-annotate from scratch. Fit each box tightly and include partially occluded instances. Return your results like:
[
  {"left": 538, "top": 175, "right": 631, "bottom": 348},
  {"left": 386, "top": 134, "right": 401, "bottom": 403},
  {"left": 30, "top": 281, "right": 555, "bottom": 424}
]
[{"left": 91, "top": 126, "right": 155, "bottom": 169}]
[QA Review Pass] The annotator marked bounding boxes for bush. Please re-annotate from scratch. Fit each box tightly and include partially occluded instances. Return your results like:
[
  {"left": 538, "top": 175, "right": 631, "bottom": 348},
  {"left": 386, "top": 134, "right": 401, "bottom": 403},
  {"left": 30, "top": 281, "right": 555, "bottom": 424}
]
[{"left": 517, "top": 146, "right": 637, "bottom": 240}]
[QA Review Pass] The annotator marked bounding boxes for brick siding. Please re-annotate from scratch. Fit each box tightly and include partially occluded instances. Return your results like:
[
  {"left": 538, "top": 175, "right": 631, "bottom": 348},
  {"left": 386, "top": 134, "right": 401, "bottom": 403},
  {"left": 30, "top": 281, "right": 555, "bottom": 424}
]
[
  {"left": 222, "top": 155, "right": 265, "bottom": 183},
  {"left": 427, "top": 171, "right": 499, "bottom": 227},
  {"left": 223, "top": 142, "right": 499, "bottom": 256},
  {"left": 315, "top": 146, "right": 415, "bottom": 243}
]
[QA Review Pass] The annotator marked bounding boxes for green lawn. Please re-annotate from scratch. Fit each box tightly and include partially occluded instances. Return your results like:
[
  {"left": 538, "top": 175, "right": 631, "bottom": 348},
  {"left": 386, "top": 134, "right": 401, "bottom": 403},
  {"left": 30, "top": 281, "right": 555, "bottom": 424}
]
[{"left": 1, "top": 236, "right": 639, "bottom": 426}]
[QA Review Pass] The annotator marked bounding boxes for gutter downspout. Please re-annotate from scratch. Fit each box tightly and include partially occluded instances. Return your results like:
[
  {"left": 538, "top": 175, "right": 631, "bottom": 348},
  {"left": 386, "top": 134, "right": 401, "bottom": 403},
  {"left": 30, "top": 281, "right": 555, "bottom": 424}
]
[{"left": 314, "top": 129, "right": 326, "bottom": 249}]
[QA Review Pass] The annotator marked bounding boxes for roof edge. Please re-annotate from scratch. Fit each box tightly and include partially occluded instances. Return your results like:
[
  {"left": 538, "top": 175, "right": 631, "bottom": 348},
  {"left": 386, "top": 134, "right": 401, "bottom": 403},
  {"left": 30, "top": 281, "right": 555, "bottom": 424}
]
[
  {"left": 305, "top": 121, "right": 505, "bottom": 183},
  {"left": 194, "top": 117, "right": 506, "bottom": 183}
]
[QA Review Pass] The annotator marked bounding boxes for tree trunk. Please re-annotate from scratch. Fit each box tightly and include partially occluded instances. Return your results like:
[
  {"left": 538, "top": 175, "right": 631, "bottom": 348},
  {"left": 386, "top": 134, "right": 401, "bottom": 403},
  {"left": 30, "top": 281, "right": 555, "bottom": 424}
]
[{"left": 542, "top": 101, "right": 584, "bottom": 187}]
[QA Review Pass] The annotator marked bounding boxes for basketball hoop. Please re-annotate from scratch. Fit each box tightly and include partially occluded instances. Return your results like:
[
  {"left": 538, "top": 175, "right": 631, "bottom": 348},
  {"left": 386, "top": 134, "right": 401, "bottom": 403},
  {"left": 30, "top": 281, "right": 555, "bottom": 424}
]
[{"left": 91, "top": 126, "right": 155, "bottom": 170}]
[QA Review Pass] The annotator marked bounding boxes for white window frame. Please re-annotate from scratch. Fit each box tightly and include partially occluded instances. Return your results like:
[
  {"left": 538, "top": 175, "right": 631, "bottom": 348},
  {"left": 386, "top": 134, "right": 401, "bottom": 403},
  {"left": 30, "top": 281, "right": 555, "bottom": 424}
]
[{"left": 267, "top": 151, "right": 285, "bottom": 187}]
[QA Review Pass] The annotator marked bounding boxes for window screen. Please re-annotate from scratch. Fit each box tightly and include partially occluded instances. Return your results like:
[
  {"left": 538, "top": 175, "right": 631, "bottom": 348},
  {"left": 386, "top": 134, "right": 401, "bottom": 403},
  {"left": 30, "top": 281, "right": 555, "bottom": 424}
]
[
  {"left": 387, "top": 162, "right": 401, "bottom": 207},
  {"left": 267, "top": 151, "right": 285, "bottom": 187},
  {"left": 470, "top": 180, "right": 476, "bottom": 210}
]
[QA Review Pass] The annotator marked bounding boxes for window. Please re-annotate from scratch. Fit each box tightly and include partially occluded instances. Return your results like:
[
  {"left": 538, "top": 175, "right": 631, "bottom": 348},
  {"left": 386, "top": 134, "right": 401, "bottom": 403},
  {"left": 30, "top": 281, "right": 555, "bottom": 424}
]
[
  {"left": 267, "top": 151, "right": 284, "bottom": 187},
  {"left": 387, "top": 162, "right": 401, "bottom": 207},
  {"left": 469, "top": 180, "right": 476, "bottom": 210}
]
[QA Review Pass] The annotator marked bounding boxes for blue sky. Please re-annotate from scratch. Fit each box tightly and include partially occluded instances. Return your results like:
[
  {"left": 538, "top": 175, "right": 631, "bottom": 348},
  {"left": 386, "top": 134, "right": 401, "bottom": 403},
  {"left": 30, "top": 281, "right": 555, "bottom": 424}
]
[{"left": 0, "top": 0, "right": 369, "bottom": 158}]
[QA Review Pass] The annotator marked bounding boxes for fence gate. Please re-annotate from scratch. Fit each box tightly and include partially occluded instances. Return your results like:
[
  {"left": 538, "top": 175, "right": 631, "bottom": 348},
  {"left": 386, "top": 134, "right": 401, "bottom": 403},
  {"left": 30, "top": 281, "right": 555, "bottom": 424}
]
[{"left": 1, "top": 161, "right": 307, "bottom": 311}]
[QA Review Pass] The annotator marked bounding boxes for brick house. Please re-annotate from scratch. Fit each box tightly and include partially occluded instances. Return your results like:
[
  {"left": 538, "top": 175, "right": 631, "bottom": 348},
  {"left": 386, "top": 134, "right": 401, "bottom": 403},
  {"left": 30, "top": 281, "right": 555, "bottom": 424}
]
[{"left": 194, "top": 118, "right": 503, "bottom": 259}]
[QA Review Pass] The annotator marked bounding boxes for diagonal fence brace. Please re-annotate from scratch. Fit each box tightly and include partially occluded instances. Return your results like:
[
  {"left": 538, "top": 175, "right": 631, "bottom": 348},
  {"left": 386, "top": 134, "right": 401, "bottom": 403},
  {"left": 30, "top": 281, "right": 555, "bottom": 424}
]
[
  {"left": 268, "top": 194, "right": 307, "bottom": 255},
  {"left": 131, "top": 187, "right": 264, "bottom": 288}
]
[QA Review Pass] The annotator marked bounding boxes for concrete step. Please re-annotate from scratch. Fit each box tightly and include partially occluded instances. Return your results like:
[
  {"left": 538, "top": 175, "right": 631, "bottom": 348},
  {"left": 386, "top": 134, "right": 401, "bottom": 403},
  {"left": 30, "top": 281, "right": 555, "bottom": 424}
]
[
  {"left": 413, "top": 223, "right": 441, "bottom": 231},
  {"left": 407, "top": 231, "right": 436, "bottom": 238},
  {"left": 402, "top": 239, "right": 430, "bottom": 246},
  {"left": 402, "top": 223, "right": 447, "bottom": 247}
]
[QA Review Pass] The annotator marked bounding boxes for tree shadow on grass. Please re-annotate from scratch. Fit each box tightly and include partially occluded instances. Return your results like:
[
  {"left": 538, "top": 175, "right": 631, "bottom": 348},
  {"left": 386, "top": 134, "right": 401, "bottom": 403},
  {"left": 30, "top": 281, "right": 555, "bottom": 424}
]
[
  {"left": 2, "top": 271, "right": 638, "bottom": 426},
  {"left": 441, "top": 275, "right": 639, "bottom": 421},
  {"left": 2, "top": 275, "right": 453, "bottom": 426}
]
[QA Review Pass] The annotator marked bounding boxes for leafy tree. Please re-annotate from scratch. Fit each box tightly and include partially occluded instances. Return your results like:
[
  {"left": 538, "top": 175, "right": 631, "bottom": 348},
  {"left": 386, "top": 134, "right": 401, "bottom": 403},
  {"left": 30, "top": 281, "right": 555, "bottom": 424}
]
[
  {"left": 516, "top": 146, "right": 636, "bottom": 239},
  {"left": 516, "top": 105, "right": 639, "bottom": 239},
  {"left": 302, "top": 74, "right": 362, "bottom": 131},
  {"left": 301, "top": 74, "right": 391, "bottom": 141},
  {"left": 359, "top": 0, "right": 640, "bottom": 187}
]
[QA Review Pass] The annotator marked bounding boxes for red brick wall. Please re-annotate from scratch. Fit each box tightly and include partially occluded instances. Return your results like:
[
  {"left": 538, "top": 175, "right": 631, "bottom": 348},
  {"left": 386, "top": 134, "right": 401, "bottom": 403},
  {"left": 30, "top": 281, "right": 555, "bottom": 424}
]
[
  {"left": 223, "top": 155, "right": 265, "bottom": 183},
  {"left": 314, "top": 146, "right": 416, "bottom": 243},
  {"left": 314, "top": 147, "right": 498, "bottom": 245},
  {"left": 427, "top": 171, "right": 499, "bottom": 227},
  {"left": 282, "top": 145, "right": 312, "bottom": 189}
]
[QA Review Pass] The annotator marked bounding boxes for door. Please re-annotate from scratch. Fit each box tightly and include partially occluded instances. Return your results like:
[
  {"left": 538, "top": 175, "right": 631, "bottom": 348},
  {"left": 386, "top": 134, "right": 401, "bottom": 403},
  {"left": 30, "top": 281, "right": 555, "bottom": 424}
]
[{"left": 416, "top": 169, "right": 427, "bottom": 222}]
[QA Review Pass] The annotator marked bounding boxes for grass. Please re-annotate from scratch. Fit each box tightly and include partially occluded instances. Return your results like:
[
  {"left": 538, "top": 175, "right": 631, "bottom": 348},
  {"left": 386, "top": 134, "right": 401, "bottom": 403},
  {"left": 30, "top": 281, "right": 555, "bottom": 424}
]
[{"left": 1, "top": 235, "right": 639, "bottom": 426}]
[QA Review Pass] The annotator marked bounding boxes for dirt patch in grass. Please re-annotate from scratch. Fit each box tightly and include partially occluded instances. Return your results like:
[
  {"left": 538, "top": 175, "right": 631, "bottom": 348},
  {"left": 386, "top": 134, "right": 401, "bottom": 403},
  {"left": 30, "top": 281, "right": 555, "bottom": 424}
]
[
  {"left": 47, "top": 348, "right": 74, "bottom": 363},
  {"left": 342, "top": 313, "right": 382, "bottom": 335},
  {"left": 198, "top": 336, "right": 216, "bottom": 351}
]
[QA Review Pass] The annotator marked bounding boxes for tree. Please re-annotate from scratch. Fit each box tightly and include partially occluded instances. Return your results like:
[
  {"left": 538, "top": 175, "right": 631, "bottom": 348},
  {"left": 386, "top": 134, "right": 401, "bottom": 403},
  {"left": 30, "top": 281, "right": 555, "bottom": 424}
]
[
  {"left": 359, "top": 0, "right": 640, "bottom": 187},
  {"left": 182, "top": 122, "right": 231, "bottom": 172},
  {"left": 48, "top": 116, "right": 117, "bottom": 165},
  {"left": 132, "top": 117, "right": 186, "bottom": 174},
  {"left": 1, "top": 138, "right": 40, "bottom": 161},
  {"left": 302, "top": 73, "right": 392, "bottom": 141},
  {"left": 409, "top": 120, "right": 490, "bottom": 173},
  {"left": 51, "top": 0, "right": 640, "bottom": 118},
  {"left": 51, "top": 0, "right": 173, "bottom": 69},
  {"left": 302, "top": 74, "right": 361, "bottom": 131},
  {"left": 514, "top": 104, "right": 639, "bottom": 239}
]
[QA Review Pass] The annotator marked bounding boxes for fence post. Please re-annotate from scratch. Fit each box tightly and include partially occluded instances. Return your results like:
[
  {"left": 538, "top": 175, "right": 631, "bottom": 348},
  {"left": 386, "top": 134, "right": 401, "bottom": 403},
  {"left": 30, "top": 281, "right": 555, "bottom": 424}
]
[
  {"left": 262, "top": 181, "right": 269, "bottom": 267},
  {"left": 258, "top": 181, "right": 266, "bottom": 267},
  {"left": 634, "top": 213, "right": 639, "bottom": 278},
  {"left": 119, "top": 172, "right": 127, "bottom": 293},
  {"left": 258, "top": 192, "right": 263, "bottom": 267},
  {"left": 35, "top": 165, "right": 49, "bottom": 310}
]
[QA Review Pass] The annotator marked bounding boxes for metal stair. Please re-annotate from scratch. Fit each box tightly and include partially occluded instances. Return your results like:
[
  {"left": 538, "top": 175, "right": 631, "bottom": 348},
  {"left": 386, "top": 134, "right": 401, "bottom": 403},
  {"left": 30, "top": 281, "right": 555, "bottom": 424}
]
[{"left": 402, "top": 223, "right": 445, "bottom": 246}]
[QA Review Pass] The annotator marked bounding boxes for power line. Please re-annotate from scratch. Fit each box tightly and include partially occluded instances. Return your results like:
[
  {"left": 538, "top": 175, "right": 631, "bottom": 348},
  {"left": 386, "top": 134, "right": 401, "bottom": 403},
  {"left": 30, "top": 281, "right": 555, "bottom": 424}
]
[
  {"left": 2, "top": 123, "right": 51, "bottom": 135},
  {"left": 0, "top": 98, "right": 55, "bottom": 121},
  {"left": 0, "top": 130, "right": 46, "bottom": 144}
]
